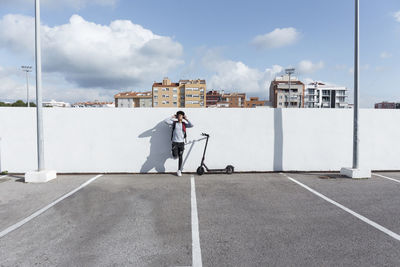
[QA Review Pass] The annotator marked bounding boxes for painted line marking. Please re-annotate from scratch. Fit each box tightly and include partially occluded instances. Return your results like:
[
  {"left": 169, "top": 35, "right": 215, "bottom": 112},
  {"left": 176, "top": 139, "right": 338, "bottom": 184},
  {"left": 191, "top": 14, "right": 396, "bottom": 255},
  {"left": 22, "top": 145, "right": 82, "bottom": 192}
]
[
  {"left": 191, "top": 175, "right": 203, "bottom": 267},
  {"left": 281, "top": 173, "right": 400, "bottom": 242},
  {"left": 373, "top": 173, "right": 400, "bottom": 184},
  {"left": 0, "top": 175, "right": 8, "bottom": 179},
  {"left": 0, "top": 174, "right": 103, "bottom": 239}
]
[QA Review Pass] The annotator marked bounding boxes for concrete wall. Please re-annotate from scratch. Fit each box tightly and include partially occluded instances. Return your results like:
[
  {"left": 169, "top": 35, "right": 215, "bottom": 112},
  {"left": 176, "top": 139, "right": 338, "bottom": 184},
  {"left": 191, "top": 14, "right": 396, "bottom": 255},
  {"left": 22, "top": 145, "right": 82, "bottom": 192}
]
[{"left": 0, "top": 108, "right": 399, "bottom": 173}]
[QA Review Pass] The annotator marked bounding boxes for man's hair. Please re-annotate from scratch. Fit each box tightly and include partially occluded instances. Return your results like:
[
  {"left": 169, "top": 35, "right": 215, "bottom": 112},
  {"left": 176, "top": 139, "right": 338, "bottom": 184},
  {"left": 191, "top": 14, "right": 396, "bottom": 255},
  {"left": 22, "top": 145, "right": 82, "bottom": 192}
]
[{"left": 176, "top": 110, "right": 185, "bottom": 116}]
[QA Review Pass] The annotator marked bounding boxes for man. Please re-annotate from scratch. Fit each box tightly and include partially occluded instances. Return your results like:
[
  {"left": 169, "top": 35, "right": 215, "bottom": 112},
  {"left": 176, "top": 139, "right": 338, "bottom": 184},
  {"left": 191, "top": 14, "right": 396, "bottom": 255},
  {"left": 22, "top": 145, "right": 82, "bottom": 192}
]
[{"left": 164, "top": 111, "right": 193, "bottom": 176}]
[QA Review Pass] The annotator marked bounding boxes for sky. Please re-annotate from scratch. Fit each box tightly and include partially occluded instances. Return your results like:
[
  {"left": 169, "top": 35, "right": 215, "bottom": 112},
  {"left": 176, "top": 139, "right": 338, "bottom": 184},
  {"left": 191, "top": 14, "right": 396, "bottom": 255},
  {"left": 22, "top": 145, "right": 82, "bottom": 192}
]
[{"left": 0, "top": 0, "right": 399, "bottom": 107}]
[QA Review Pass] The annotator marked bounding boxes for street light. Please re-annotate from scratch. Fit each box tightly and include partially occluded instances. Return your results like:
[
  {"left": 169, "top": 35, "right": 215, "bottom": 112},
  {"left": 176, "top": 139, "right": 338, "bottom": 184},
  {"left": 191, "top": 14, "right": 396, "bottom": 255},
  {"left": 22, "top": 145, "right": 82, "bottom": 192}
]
[
  {"left": 340, "top": 0, "right": 370, "bottom": 179},
  {"left": 21, "top": 65, "right": 32, "bottom": 107},
  {"left": 25, "top": 0, "right": 57, "bottom": 183},
  {"left": 285, "top": 68, "right": 295, "bottom": 108}
]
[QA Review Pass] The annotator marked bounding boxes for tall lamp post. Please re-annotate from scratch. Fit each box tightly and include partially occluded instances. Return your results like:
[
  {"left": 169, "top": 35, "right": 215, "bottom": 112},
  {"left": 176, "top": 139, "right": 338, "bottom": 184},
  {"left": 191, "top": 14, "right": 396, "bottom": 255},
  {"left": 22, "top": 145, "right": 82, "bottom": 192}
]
[
  {"left": 21, "top": 65, "right": 32, "bottom": 107},
  {"left": 25, "top": 0, "right": 57, "bottom": 183},
  {"left": 340, "top": 0, "right": 371, "bottom": 179}
]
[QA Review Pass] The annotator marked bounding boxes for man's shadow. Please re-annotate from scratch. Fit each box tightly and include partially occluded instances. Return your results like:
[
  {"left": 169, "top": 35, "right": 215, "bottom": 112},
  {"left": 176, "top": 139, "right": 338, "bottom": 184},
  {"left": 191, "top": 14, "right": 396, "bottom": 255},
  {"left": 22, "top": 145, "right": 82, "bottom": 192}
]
[{"left": 138, "top": 121, "right": 172, "bottom": 173}]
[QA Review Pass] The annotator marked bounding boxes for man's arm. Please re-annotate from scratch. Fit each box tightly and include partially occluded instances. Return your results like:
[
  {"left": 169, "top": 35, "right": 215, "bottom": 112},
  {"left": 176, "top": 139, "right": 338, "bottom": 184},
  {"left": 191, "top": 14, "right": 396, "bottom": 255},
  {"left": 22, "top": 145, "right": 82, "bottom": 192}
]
[
  {"left": 184, "top": 115, "right": 194, "bottom": 128},
  {"left": 164, "top": 116, "right": 176, "bottom": 126}
]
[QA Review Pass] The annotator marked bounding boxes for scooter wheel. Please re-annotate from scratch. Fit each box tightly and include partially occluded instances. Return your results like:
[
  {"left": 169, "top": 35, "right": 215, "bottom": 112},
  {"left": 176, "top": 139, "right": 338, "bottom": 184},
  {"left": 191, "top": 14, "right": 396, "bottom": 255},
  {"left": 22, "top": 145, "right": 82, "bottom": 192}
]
[
  {"left": 196, "top": 166, "right": 205, "bottom": 176},
  {"left": 226, "top": 165, "right": 234, "bottom": 174}
]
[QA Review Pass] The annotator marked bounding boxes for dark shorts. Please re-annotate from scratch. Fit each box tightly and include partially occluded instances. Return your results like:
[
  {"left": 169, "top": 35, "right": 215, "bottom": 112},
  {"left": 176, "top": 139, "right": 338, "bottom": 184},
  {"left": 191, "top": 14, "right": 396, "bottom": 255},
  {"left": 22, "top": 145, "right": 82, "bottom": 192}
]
[{"left": 172, "top": 142, "right": 185, "bottom": 158}]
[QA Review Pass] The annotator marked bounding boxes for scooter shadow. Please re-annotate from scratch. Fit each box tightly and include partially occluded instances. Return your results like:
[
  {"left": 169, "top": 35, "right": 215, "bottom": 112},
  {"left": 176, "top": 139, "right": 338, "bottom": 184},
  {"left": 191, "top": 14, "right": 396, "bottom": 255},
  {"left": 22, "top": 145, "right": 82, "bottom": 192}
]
[{"left": 181, "top": 137, "right": 207, "bottom": 170}]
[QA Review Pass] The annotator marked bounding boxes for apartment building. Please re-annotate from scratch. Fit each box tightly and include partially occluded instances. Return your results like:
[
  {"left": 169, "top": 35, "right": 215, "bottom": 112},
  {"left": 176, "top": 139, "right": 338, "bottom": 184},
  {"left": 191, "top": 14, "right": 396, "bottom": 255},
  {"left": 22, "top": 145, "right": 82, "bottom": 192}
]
[
  {"left": 375, "top": 102, "right": 400, "bottom": 109},
  {"left": 269, "top": 75, "right": 305, "bottom": 108},
  {"left": 245, "top": 97, "right": 268, "bottom": 108},
  {"left": 206, "top": 90, "right": 221, "bottom": 107},
  {"left": 221, "top": 92, "right": 246, "bottom": 108},
  {"left": 304, "top": 82, "right": 348, "bottom": 108},
  {"left": 114, "top": 91, "right": 152, "bottom": 108},
  {"left": 72, "top": 101, "right": 115, "bottom": 108},
  {"left": 152, "top": 78, "right": 206, "bottom": 108},
  {"left": 43, "top": 100, "right": 71, "bottom": 108}
]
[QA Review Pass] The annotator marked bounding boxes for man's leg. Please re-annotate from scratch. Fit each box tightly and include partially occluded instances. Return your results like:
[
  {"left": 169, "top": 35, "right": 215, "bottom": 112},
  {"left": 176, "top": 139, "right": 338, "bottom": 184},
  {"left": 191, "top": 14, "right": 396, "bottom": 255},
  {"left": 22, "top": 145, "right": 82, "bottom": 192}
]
[
  {"left": 178, "top": 143, "right": 185, "bottom": 171},
  {"left": 172, "top": 142, "right": 179, "bottom": 159}
]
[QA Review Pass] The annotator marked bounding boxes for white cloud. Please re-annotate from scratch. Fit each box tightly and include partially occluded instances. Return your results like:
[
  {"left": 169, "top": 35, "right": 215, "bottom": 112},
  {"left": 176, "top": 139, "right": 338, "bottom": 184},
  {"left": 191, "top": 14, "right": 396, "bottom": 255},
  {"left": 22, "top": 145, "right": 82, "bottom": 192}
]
[
  {"left": 0, "top": 14, "right": 184, "bottom": 90},
  {"left": 251, "top": 27, "right": 300, "bottom": 49},
  {"left": 0, "top": 0, "right": 117, "bottom": 9},
  {"left": 0, "top": 66, "right": 28, "bottom": 101},
  {"left": 394, "top": 11, "right": 400, "bottom": 22},
  {"left": 380, "top": 52, "right": 392, "bottom": 59},
  {"left": 0, "top": 65, "right": 121, "bottom": 103},
  {"left": 202, "top": 51, "right": 283, "bottom": 94},
  {"left": 297, "top": 60, "right": 324, "bottom": 74}
]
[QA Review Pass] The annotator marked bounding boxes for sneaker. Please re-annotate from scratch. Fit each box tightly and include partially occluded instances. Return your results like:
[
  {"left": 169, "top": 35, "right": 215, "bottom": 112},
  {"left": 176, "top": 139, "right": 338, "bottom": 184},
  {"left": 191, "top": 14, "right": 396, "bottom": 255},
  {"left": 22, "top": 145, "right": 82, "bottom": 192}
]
[{"left": 177, "top": 170, "right": 182, "bottom": 177}]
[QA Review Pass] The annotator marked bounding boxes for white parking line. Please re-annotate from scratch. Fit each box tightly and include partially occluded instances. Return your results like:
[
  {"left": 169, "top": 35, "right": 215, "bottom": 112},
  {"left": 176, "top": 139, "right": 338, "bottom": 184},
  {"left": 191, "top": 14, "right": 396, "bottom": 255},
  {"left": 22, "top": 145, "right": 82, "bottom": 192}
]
[
  {"left": 191, "top": 175, "right": 203, "bottom": 267},
  {"left": 373, "top": 173, "right": 400, "bottom": 184},
  {"left": 0, "top": 174, "right": 103, "bottom": 239},
  {"left": 281, "top": 173, "right": 400, "bottom": 242}
]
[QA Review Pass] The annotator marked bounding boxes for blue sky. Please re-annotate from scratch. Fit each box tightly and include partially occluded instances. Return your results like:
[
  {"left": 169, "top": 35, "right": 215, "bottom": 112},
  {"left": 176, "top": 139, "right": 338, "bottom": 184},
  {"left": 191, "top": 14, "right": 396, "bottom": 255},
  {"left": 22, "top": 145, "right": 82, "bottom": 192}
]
[{"left": 0, "top": 0, "right": 399, "bottom": 107}]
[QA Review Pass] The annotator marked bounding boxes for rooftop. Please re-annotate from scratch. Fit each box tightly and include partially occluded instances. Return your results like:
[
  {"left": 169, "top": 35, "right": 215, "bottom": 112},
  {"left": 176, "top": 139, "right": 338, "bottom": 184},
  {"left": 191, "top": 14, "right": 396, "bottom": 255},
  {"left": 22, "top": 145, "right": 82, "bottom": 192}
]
[{"left": 1, "top": 172, "right": 400, "bottom": 265}]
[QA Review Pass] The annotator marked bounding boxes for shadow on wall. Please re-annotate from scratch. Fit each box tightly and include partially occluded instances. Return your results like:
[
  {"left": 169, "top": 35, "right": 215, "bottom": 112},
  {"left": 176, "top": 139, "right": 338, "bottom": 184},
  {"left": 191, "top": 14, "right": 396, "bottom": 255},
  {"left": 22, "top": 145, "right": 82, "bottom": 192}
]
[
  {"left": 139, "top": 121, "right": 172, "bottom": 173},
  {"left": 139, "top": 120, "right": 206, "bottom": 173},
  {"left": 273, "top": 108, "right": 283, "bottom": 171}
]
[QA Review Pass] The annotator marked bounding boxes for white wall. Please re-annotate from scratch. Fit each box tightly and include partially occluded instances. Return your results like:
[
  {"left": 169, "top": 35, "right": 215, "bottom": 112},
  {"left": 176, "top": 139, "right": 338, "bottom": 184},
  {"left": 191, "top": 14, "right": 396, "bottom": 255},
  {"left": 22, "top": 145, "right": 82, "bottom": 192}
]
[{"left": 0, "top": 108, "right": 399, "bottom": 173}]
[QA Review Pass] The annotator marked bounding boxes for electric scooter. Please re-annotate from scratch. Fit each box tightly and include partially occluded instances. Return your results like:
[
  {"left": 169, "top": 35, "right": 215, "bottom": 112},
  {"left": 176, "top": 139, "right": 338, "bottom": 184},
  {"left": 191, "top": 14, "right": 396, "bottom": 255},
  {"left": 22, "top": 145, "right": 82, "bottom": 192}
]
[{"left": 196, "top": 133, "right": 234, "bottom": 175}]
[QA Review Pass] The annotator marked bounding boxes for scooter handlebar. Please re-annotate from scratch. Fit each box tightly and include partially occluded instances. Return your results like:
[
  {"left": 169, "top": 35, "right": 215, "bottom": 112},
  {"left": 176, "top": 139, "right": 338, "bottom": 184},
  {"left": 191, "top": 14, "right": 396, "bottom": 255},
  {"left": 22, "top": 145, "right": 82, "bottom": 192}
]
[{"left": 201, "top": 133, "right": 209, "bottom": 137}]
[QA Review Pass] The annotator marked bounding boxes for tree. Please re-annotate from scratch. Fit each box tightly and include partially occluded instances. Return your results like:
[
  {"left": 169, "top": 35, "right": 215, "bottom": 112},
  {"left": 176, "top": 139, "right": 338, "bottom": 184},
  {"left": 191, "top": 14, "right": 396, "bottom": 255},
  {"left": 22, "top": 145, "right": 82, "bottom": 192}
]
[{"left": 11, "top": 100, "right": 27, "bottom": 107}]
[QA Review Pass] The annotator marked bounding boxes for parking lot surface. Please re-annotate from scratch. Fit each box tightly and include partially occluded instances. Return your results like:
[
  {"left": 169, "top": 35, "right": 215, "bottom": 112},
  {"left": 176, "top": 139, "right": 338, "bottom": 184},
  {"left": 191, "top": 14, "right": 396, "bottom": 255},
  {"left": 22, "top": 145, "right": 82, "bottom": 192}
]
[{"left": 0, "top": 172, "right": 399, "bottom": 266}]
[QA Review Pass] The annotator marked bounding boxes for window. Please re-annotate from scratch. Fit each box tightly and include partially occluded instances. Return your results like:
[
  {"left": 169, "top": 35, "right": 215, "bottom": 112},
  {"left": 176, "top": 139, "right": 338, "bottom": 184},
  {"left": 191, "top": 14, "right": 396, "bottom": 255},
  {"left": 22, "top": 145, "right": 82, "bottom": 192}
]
[
  {"left": 162, "top": 88, "right": 169, "bottom": 91},
  {"left": 166, "top": 101, "right": 170, "bottom": 104},
  {"left": 154, "top": 88, "right": 158, "bottom": 93},
  {"left": 154, "top": 102, "right": 158, "bottom": 106},
  {"left": 173, "top": 102, "right": 177, "bottom": 106},
  {"left": 173, "top": 88, "right": 177, "bottom": 92},
  {"left": 173, "top": 94, "right": 177, "bottom": 99},
  {"left": 193, "top": 94, "right": 199, "bottom": 98},
  {"left": 200, "top": 88, "right": 204, "bottom": 92},
  {"left": 162, "top": 101, "right": 166, "bottom": 104},
  {"left": 162, "top": 95, "right": 169, "bottom": 98},
  {"left": 154, "top": 95, "right": 158, "bottom": 99},
  {"left": 186, "top": 94, "right": 193, "bottom": 98}
]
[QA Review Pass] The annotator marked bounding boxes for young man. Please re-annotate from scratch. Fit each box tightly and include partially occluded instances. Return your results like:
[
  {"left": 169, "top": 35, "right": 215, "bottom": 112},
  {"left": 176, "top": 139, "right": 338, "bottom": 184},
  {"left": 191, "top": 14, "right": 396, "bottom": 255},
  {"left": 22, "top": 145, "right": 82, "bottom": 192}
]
[{"left": 164, "top": 111, "right": 193, "bottom": 176}]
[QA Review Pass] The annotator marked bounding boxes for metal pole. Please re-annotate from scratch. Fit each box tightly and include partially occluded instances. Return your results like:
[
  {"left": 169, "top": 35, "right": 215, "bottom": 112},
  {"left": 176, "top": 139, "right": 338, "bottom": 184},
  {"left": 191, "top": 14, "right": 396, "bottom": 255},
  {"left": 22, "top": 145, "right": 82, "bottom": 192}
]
[
  {"left": 35, "top": 0, "right": 44, "bottom": 171},
  {"left": 25, "top": 71, "right": 30, "bottom": 107},
  {"left": 353, "top": 0, "right": 359, "bottom": 169},
  {"left": 288, "top": 73, "right": 291, "bottom": 108}
]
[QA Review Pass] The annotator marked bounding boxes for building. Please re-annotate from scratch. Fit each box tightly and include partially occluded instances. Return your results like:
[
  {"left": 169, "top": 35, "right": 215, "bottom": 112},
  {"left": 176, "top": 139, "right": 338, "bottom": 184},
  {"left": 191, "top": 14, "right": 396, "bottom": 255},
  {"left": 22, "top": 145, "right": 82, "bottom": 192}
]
[
  {"left": 206, "top": 90, "right": 246, "bottom": 108},
  {"left": 72, "top": 101, "right": 114, "bottom": 108},
  {"left": 206, "top": 90, "right": 222, "bottom": 107},
  {"left": 269, "top": 75, "right": 305, "bottom": 108},
  {"left": 375, "top": 102, "right": 400, "bottom": 109},
  {"left": 114, "top": 91, "right": 152, "bottom": 108},
  {"left": 304, "top": 82, "right": 348, "bottom": 108},
  {"left": 43, "top": 100, "right": 71, "bottom": 108},
  {"left": 245, "top": 97, "right": 268, "bottom": 108},
  {"left": 152, "top": 78, "right": 206, "bottom": 108},
  {"left": 221, "top": 92, "right": 246, "bottom": 108}
]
